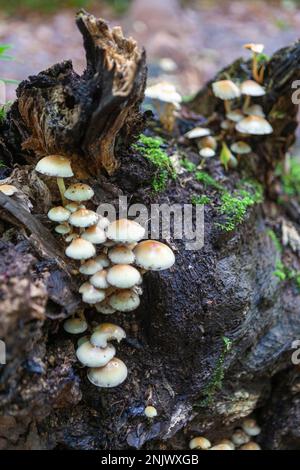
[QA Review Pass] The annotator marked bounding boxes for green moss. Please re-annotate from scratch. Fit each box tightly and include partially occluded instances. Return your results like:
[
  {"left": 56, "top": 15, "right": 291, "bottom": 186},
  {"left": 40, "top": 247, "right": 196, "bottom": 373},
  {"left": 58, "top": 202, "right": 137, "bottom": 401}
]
[
  {"left": 277, "top": 158, "right": 300, "bottom": 200},
  {"left": 195, "top": 171, "right": 224, "bottom": 191},
  {"left": 191, "top": 195, "right": 211, "bottom": 205},
  {"left": 133, "top": 134, "right": 175, "bottom": 192},
  {"left": 216, "top": 181, "right": 263, "bottom": 232},
  {"left": 267, "top": 229, "right": 283, "bottom": 254},
  {"left": 267, "top": 230, "right": 300, "bottom": 289},
  {"left": 180, "top": 157, "right": 197, "bottom": 172},
  {"left": 195, "top": 336, "right": 232, "bottom": 408}
]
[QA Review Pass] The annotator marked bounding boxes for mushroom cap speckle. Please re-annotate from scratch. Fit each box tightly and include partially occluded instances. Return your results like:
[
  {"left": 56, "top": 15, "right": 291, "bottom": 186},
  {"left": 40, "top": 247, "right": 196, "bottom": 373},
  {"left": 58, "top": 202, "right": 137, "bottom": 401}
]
[
  {"left": 64, "top": 183, "right": 94, "bottom": 202},
  {"left": 109, "top": 289, "right": 140, "bottom": 312},
  {"left": 236, "top": 116, "right": 273, "bottom": 135},
  {"left": 108, "top": 245, "right": 135, "bottom": 264},
  {"left": 106, "top": 218, "right": 145, "bottom": 243},
  {"left": 199, "top": 147, "right": 215, "bottom": 158},
  {"left": 79, "top": 259, "right": 103, "bottom": 276},
  {"left": 95, "top": 302, "right": 116, "bottom": 315},
  {"left": 240, "top": 80, "right": 266, "bottom": 97},
  {"left": 82, "top": 225, "right": 106, "bottom": 244},
  {"left": 35, "top": 155, "right": 74, "bottom": 178},
  {"left": 69, "top": 209, "right": 98, "bottom": 228},
  {"left": 230, "top": 141, "right": 252, "bottom": 155},
  {"left": 90, "top": 323, "right": 126, "bottom": 348},
  {"left": 134, "top": 240, "right": 175, "bottom": 271},
  {"left": 185, "top": 127, "right": 211, "bottom": 139},
  {"left": 0, "top": 184, "right": 18, "bottom": 196},
  {"left": 189, "top": 437, "right": 211, "bottom": 450},
  {"left": 107, "top": 264, "right": 141, "bottom": 289},
  {"left": 63, "top": 318, "right": 88, "bottom": 334},
  {"left": 48, "top": 206, "right": 70, "bottom": 223},
  {"left": 82, "top": 285, "right": 106, "bottom": 304},
  {"left": 65, "top": 238, "right": 96, "bottom": 260},
  {"left": 212, "top": 80, "right": 241, "bottom": 100},
  {"left": 76, "top": 341, "right": 116, "bottom": 367},
  {"left": 144, "top": 406, "right": 158, "bottom": 418},
  {"left": 90, "top": 270, "right": 110, "bottom": 289},
  {"left": 87, "top": 357, "right": 128, "bottom": 388}
]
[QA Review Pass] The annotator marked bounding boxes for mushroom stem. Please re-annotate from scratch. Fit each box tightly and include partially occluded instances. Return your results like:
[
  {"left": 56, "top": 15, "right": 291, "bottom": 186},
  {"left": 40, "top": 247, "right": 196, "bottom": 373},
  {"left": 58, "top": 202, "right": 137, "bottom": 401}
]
[
  {"left": 258, "top": 65, "right": 265, "bottom": 84},
  {"left": 57, "top": 177, "right": 67, "bottom": 205},
  {"left": 243, "top": 95, "right": 251, "bottom": 112},
  {"left": 252, "top": 53, "right": 260, "bottom": 82},
  {"left": 224, "top": 100, "right": 231, "bottom": 114}
]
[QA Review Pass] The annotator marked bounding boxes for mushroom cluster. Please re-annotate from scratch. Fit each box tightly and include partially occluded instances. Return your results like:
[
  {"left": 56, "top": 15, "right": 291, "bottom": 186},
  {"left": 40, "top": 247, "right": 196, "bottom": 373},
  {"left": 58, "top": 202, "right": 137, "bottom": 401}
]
[
  {"left": 184, "top": 43, "right": 273, "bottom": 171},
  {"left": 189, "top": 417, "right": 262, "bottom": 451},
  {"left": 35, "top": 155, "right": 176, "bottom": 388}
]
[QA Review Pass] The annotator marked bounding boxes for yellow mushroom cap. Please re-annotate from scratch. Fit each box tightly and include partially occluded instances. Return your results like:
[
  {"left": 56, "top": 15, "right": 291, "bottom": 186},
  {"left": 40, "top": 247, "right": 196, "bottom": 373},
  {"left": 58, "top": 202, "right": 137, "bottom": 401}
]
[
  {"left": 79, "top": 259, "right": 103, "bottom": 276},
  {"left": 87, "top": 357, "right": 128, "bottom": 388},
  {"left": 76, "top": 341, "right": 116, "bottom": 367},
  {"left": 240, "top": 442, "right": 261, "bottom": 450},
  {"left": 48, "top": 206, "right": 70, "bottom": 223},
  {"left": 69, "top": 209, "right": 98, "bottom": 228},
  {"left": 189, "top": 436, "right": 211, "bottom": 450},
  {"left": 240, "top": 80, "right": 266, "bottom": 97},
  {"left": 242, "top": 418, "right": 261, "bottom": 437},
  {"left": 64, "top": 183, "right": 94, "bottom": 202},
  {"left": 90, "top": 323, "right": 126, "bottom": 348},
  {"left": 82, "top": 225, "right": 106, "bottom": 244},
  {"left": 63, "top": 318, "right": 88, "bottom": 334},
  {"left": 90, "top": 270, "right": 110, "bottom": 289},
  {"left": 65, "top": 238, "right": 96, "bottom": 260},
  {"left": 144, "top": 406, "right": 158, "bottom": 418},
  {"left": 95, "top": 302, "right": 116, "bottom": 315},
  {"left": 212, "top": 80, "right": 241, "bottom": 100},
  {"left": 243, "top": 43, "right": 264, "bottom": 54},
  {"left": 107, "top": 264, "right": 141, "bottom": 289},
  {"left": 35, "top": 155, "right": 73, "bottom": 178},
  {"left": 236, "top": 116, "right": 273, "bottom": 135},
  {"left": 0, "top": 184, "right": 18, "bottom": 196},
  {"left": 106, "top": 218, "right": 145, "bottom": 243},
  {"left": 109, "top": 289, "right": 140, "bottom": 312},
  {"left": 134, "top": 240, "right": 175, "bottom": 271},
  {"left": 108, "top": 245, "right": 135, "bottom": 264}
]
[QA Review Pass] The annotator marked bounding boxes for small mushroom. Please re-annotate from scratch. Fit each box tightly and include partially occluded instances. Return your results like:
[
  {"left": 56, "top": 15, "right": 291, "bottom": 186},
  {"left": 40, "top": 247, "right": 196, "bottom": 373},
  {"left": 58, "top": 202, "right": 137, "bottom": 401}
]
[
  {"left": 87, "top": 357, "right": 128, "bottom": 388},
  {"left": 145, "top": 81, "right": 181, "bottom": 132},
  {"left": 76, "top": 341, "right": 116, "bottom": 367},
  {"left": 199, "top": 147, "right": 216, "bottom": 158},
  {"left": 134, "top": 240, "right": 175, "bottom": 271},
  {"left": 245, "top": 104, "right": 265, "bottom": 118},
  {"left": 63, "top": 317, "right": 88, "bottom": 334},
  {"left": 82, "top": 225, "right": 106, "bottom": 244},
  {"left": 230, "top": 141, "right": 252, "bottom": 156},
  {"left": 55, "top": 223, "right": 71, "bottom": 235},
  {"left": 69, "top": 208, "right": 98, "bottom": 228},
  {"left": 231, "top": 429, "right": 250, "bottom": 446},
  {"left": 106, "top": 218, "right": 145, "bottom": 244},
  {"left": 79, "top": 281, "right": 92, "bottom": 294},
  {"left": 236, "top": 115, "right": 273, "bottom": 135},
  {"left": 240, "top": 80, "right": 266, "bottom": 111},
  {"left": 65, "top": 202, "right": 80, "bottom": 213},
  {"left": 90, "top": 270, "right": 110, "bottom": 289},
  {"left": 107, "top": 264, "right": 142, "bottom": 289},
  {"left": 226, "top": 109, "right": 244, "bottom": 123},
  {"left": 210, "top": 444, "right": 233, "bottom": 450},
  {"left": 212, "top": 80, "right": 241, "bottom": 114},
  {"left": 184, "top": 127, "right": 211, "bottom": 139},
  {"left": 97, "top": 216, "right": 110, "bottom": 230},
  {"left": 95, "top": 302, "right": 116, "bottom": 315},
  {"left": 144, "top": 406, "right": 158, "bottom": 419},
  {"left": 0, "top": 184, "right": 18, "bottom": 196},
  {"left": 239, "top": 442, "right": 261, "bottom": 450},
  {"left": 82, "top": 285, "right": 106, "bottom": 304},
  {"left": 189, "top": 437, "right": 211, "bottom": 450},
  {"left": 35, "top": 155, "right": 74, "bottom": 204},
  {"left": 65, "top": 238, "right": 96, "bottom": 260},
  {"left": 90, "top": 323, "right": 126, "bottom": 348},
  {"left": 65, "top": 233, "right": 79, "bottom": 243},
  {"left": 218, "top": 439, "right": 235, "bottom": 450},
  {"left": 109, "top": 289, "right": 141, "bottom": 312},
  {"left": 108, "top": 245, "right": 135, "bottom": 264},
  {"left": 199, "top": 136, "right": 217, "bottom": 150},
  {"left": 243, "top": 43, "right": 265, "bottom": 83},
  {"left": 95, "top": 253, "right": 110, "bottom": 268},
  {"left": 242, "top": 418, "right": 261, "bottom": 437},
  {"left": 64, "top": 183, "right": 94, "bottom": 202},
  {"left": 47, "top": 206, "right": 70, "bottom": 223},
  {"left": 79, "top": 259, "right": 103, "bottom": 276}
]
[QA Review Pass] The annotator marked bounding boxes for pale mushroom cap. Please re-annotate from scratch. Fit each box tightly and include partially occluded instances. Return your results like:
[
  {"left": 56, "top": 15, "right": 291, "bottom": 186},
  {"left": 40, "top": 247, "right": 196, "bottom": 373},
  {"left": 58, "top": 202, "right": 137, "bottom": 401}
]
[
  {"left": 0, "top": 184, "right": 18, "bottom": 196},
  {"left": 48, "top": 206, "right": 70, "bottom": 223},
  {"left": 109, "top": 289, "right": 140, "bottom": 312},
  {"left": 210, "top": 444, "right": 233, "bottom": 450},
  {"left": 240, "top": 80, "right": 266, "bottom": 97},
  {"left": 212, "top": 80, "right": 241, "bottom": 100},
  {"left": 55, "top": 223, "right": 71, "bottom": 235},
  {"left": 95, "top": 253, "right": 110, "bottom": 268},
  {"left": 64, "top": 183, "right": 94, "bottom": 202},
  {"left": 107, "top": 264, "right": 141, "bottom": 289},
  {"left": 90, "top": 323, "right": 126, "bottom": 348},
  {"left": 95, "top": 302, "right": 116, "bottom": 315},
  {"left": 185, "top": 127, "right": 211, "bottom": 139},
  {"left": 245, "top": 104, "right": 265, "bottom": 117},
  {"left": 76, "top": 341, "right": 116, "bottom": 367},
  {"left": 108, "top": 245, "right": 135, "bottom": 265},
  {"left": 82, "top": 285, "right": 106, "bottom": 304},
  {"left": 106, "top": 218, "right": 145, "bottom": 243},
  {"left": 82, "top": 225, "right": 106, "bottom": 244},
  {"left": 79, "top": 259, "right": 103, "bottom": 276},
  {"left": 63, "top": 318, "right": 88, "bottom": 334},
  {"left": 144, "top": 406, "right": 158, "bottom": 418},
  {"left": 97, "top": 216, "right": 110, "bottom": 230},
  {"left": 65, "top": 202, "right": 80, "bottom": 213},
  {"left": 189, "top": 437, "right": 211, "bottom": 450},
  {"left": 35, "top": 155, "right": 73, "bottom": 178},
  {"left": 240, "top": 442, "right": 261, "bottom": 450},
  {"left": 226, "top": 109, "right": 244, "bottom": 122},
  {"left": 145, "top": 81, "right": 182, "bottom": 104},
  {"left": 134, "top": 240, "right": 175, "bottom": 271},
  {"left": 244, "top": 43, "right": 264, "bottom": 54},
  {"left": 236, "top": 116, "right": 273, "bottom": 135},
  {"left": 65, "top": 238, "right": 96, "bottom": 260},
  {"left": 218, "top": 439, "right": 235, "bottom": 450},
  {"left": 69, "top": 209, "right": 98, "bottom": 228},
  {"left": 87, "top": 358, "right": 128, "bottom": 388},
  {"left": 65, "top": 233, "right": 79, "bottom": 242},
  {"left": 90, "top": 270, "right": 110, "bottom": 289},
  {"left": 200, "top": 136, "right": 217, "bottom": 150},
  {"left": 242, "top": 418, "right": 261, "bottom": 437},
  {"left": 230, "top": 141, "right": 252, "bottom": 154},
  {"left": 199, "top": 147, "right": 215, "bottom": 158},
  {"left": 231, "top": 429, "right": 250, "bottom": 446},
  {"left": 79, "top": 281, "right": 92, "bottom": 294}
]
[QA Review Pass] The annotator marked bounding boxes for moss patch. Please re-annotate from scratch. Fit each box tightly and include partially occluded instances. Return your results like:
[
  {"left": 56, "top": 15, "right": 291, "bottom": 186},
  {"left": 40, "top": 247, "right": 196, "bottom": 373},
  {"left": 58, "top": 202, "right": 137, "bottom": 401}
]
[
  {"left": 277, "top": 157, "right": 300, "bottom": 200},
  {"left": 195, "top": 171, "right": 224, "bottom": 191},
  {"left": 191, "top": 194, "right": 211, "bottom": 205}
]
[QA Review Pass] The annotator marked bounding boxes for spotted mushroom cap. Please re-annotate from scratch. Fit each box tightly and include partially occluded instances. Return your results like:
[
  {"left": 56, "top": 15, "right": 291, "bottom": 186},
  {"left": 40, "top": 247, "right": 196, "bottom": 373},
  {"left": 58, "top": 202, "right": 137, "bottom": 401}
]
[
  {"left": 69, "top": 209, "right": 98, "bottom": 228},
  {"left": 212, "top": 80, "right": 241, "bottom": 100},
  {"left": 64, "top": 183, "right": 94, "bottom": 202},
  {"left": 87, "top": 357, "right": 128, "bottom": 388},
  {"left": 134, "top": 240, "right": 175, "bottom": 271},
  {"left": 35, "top": 155, "right": 74, "bottom": 178},
  {"left": 106, "top": 218, "right": 145, "bottom": 244},
  {"left": 236, "top": 116, "right": 273, "bottom": 135}
]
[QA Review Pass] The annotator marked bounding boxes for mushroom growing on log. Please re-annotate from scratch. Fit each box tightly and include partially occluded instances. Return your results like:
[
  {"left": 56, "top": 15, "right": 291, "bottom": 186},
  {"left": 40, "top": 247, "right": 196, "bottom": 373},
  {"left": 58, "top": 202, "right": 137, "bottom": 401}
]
[{"left": 0, "top": 13, "right": 300, "bottom": 450}]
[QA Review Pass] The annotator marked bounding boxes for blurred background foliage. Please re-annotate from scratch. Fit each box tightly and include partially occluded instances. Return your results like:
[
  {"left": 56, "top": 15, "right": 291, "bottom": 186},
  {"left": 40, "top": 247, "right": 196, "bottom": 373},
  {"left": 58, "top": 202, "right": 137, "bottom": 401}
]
[{"left": 0, "top": 0, "right": 131, "bottom": 15}]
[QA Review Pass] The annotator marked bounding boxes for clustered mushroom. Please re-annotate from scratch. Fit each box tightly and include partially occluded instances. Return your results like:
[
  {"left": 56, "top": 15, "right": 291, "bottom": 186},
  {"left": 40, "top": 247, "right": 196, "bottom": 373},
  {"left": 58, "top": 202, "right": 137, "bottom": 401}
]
[
  {"left": 184, "top": 42, "right": 273, "bottom": 172},
  {"left": 35, "top": 155, "right": 176, "bottom": 389},
  {"left": 189, "top": 417, "right": 262, "bottom": 451}
]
